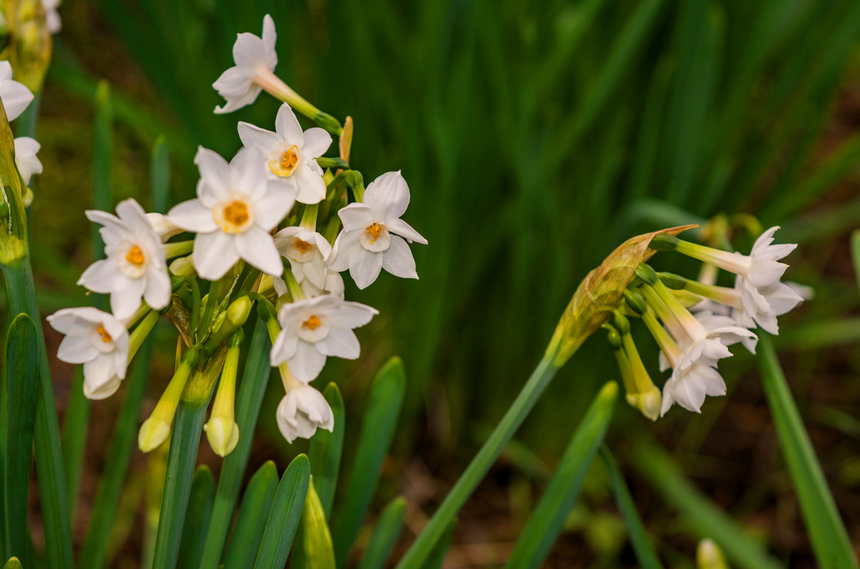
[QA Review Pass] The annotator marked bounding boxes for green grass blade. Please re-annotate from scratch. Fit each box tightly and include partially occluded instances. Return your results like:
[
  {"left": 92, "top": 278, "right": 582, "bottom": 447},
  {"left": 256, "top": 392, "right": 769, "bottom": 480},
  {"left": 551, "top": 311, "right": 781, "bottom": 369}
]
[
  {"left": 357, "top": 497, "right": 406, "bottom": 569},
  {"left": 221, "top": 461, "right": 279, "bottom": 569},
  {"left": 254, "top": 454, "right": 311, "bottom": 569},
  {"left": 758, "top": 336, "right": 858, "bottom": 569},
  {"left": 309, "top": 383, "right": 345, "bottom": 520},
  {"left": 418, "top": 519, "right": 456, "bottom": 569},
  {"left": 150, "top": 136, "right": 170, "bottom": 213},
  {"left": 151, "top": 400, "right": 210, "bottom": 569},
  {"left": 600, "top": 447, "right": 664, "bottom": 569},
  {"left": 177, "top": 466, "right": 215, "bottom": 569},
  {"left": 4, "top": 315, "right": 38, "bottom": 563},
  {"left": 852, "top": 230, "right": 860, "bottom": 293},
  {"left": 292, "top": 479, "right": 336, "bottom": 569},
  {"left": 199, "top": 320, "right": 272, "bottom": 569},
  {"left": 504, "top": 382, "right": 618, "bottom": 569},
  {"left": 79, "top": 339, "right": 153, "bottom": 569},
  {"left": 332, "top": 357, "right": 406, "bottom": 567},
  {"left": 632, "top": 441, "right": 782, "bottom": 569}
]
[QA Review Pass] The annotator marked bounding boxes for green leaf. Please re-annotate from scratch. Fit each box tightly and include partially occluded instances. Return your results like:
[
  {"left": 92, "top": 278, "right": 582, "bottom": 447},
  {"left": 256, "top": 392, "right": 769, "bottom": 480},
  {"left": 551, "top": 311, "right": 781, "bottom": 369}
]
[
  {"left": 332, "top": 357, "right": 405, "bottom": 566},
  {"left": 79, "top": 338, "right": 153, "bottom": 569},
  {"left": 600, "top": 447, "right": 664, "bottom": 569},
  {"left": 418, "top": 518, "right": 456, "bottom": 569},
  {"left": 357, "top": 497, "right": 406, "bottom": 569},
  {"left": 151, "top": 399, "right": 212, "bottom": 569},
  {"left": 150, "top": 136, "right": 171, "bottom": 213},
  {"left": 221, "top": 461, "right": 278, "bottom": 569},
  {"left": 4, "top": 315, "right": 38, "bottom": 562},
  {"left": 758, "top": 336, "right": 858, "bottom": 569},
  {"left": 852, "top": 229, "right": 860, "bottom": 293},
  {"left": 504, "top": 381, "right": 617, "bottom": 569},
  {"left": 199, "top": 320, "right": 272, "bottom": 569},
  {"left": 177, "top": 466, "right": 215, "bottom": 569},
  {"left": 254, "top": 454, "right": 311, "bottom": 569},
  {"left": 309, "top": 383, "right": 345, "bottom": 520},
  {"left": 292, "top": 479, "right": 336, "bottom": 569},
  {"left": 632, "top": 440, "right": 782, "bottom": 569}
]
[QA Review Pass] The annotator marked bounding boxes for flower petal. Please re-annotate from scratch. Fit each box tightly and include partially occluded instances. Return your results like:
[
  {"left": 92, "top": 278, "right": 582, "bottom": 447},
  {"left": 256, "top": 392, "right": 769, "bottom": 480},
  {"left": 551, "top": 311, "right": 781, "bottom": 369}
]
[
  {"left": 57, "top": 334, "right": 99, "bottom": 364},
  {"left": 315, "top": 327, "right": 360, "bottom": 359},
  {"left": 238, "top": 122, "right": 282, "bottom": 154},
  {"left": 288, "top": 340, "right": 327, "bottom": 382},
  {"left": 194, "top": 231, "right": 240, "bottom": 280},
  {"left": 364, "top": 171, "right": 410, "bottom": 219},
  {"left": 235, "top": 226, "right": 283, "bottom": 276},
  {"left": 382, "top": 235, "right": 418, "bottom": 280},
  {"left": 348, "top": 248, "right": 383, "bottom": 289},
  {"left": 385, "top": 217, "right": 427, "bottom": 244},
  {"left": 275, "top": 103, "right": 304, "bottom": 144},
  {"left": 301, "top": 128, "right": 332, "bottom": 158},
  {"left": 167, "top": 199, "right": 217, "bottom": 233}
]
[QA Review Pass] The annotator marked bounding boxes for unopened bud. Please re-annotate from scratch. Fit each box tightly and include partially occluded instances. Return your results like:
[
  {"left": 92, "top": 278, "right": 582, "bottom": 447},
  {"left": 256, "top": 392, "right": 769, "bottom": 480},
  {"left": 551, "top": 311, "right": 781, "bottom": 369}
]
[
  {"left": 170, "top": 255, "right": 196, "bottom": 277},
  {"left": 634, "top": 264, "right": 659, "bottom": 285},
  {"left": 138, "top": 417, "right": 171, "bottom": 453},
  {"left": 696, "top": 539, "right": 729, "bottom": 569},
  {"left": 659, "top": 272, "right": 688, "bottom": 290},
  {"left": 611, "top": 310, "right": 630, "bottom": 336},
  {"left": 648, "top": 234, "right": 679, "bottom": 251},
  {"left": 602, "top": 324, "right": 622, "bottom": 349},
  {"left": 623, "top": 290, "right": 648, "bottom": 315},
  {"left": 314, "top": 111, "right": 343, "bottom": 135},
  {"left": 227, "top": 296, "right": 252, "bottom": 327},
  {"left": 203, "top": 416, "right": 240, "bottom": 457}
]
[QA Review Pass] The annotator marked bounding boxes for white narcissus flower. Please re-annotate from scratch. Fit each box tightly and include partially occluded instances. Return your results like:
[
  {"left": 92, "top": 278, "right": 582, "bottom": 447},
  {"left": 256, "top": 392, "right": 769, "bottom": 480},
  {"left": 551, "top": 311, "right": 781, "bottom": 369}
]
[
  {"left": 660, "top": 359, "right": 727, "bottom": 416},
  {"left": 732, "top": 279, "right": 803, "bottom": 335},
  {"left": 270, "top": 295, "right": 377, "bottom": 382},
  {"left": 275, "top": 226, "right": 332, "bottom": 290},
  {"left": 658, "top": 309, "right": 758, "bottom": 372},
  {"left": 78, "top": 199, "right": 171, "bottom": 320},
  {"left": 274, "top": 267, "right": 345, "bottom": 300},
  {"left": 239, "top": 104, "right": 332, "bottom": 204},
  {"left": 330, "top": 171, "right": 427, "bottom": 289},
  {"left": 14, "top": 137, "right": 42, "bottom": 185},
  {"left": 0, "top": 61, "right": 34, "bottom": 121},
  {"left": 276, "top": 383, "right": 334, "bottom": 443},
  {"left": 213, "top": 14, "right": 277, "bottom": 114},
  {"left": 167, "top": 147, "right": 296, "bottom": 280},
  {"left": 42, "top": 0, "right": 62, "bottom": 33},
  {"left": 47, "top": 307, "right": 129, "bottom": 400}
]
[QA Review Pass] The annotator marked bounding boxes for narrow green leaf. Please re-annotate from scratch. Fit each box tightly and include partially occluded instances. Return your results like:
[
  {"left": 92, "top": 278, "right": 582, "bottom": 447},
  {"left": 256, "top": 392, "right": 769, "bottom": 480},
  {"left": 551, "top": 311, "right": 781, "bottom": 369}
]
[
  {"left": 852, "top": 230, "right": 860, "bottom": 294},
  {"left": 221, "top": 461, "right": 279, "bottom": 569},
  {"left": 4, "top": 314, "right": 38, "bottom": 563},
  {"left": 504, "top": 381, "right": 617, "bottom": 569},
  {"left": 254, "top": 454, "right": 311, "bottom": 569},
  {"left": 309, "top": 383, "right": 345, "bottom": 520},
  {"left": 357, "top": 497, "right": 406, "bottom": 569},
  {"left": 600, "top": 447, "right": 664, "bottom": 569},
  {"left": 332, "top": 357, "right": 405, "bottom": 567},
  {"left": 61, "top": 369, "right": 89, "bottom": 521},
  {"left": 150, "top": 136, "right": 170, "bottom": 213},
  {"left": 292, "top": 479, "right": 336, "bottom": 569},
  {"left": 199, "top": 320, "right": 272, "bottom": 569},
  {"left": 632, "top": 441, "right": 782, "bottom": 569},
  {"left": 151, "top": 400, "right": 211, "bottom": 569},
  {"left": 758, "top": 336, "right": 858, "bottom": 569},
  {"left": 177, "top": 466, "right": 215, "bottom": 569},
  {"left": 418, "top": 518, "right": 456, "bottom": 569}
]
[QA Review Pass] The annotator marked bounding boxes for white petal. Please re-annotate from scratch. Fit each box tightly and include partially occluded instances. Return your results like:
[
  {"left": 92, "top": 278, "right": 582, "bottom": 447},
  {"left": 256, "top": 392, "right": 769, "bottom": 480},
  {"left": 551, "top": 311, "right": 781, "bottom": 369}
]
[
  {"left": 194, "top": 147, "right": 232, "bottom": 201},
  {"left": 385, "top": 217, "right": 427, "bottom": 244},
  {"left": 293, "top": 164, "right": 327, "bottom": 204},
  {"left": 328, "top": 230, "right": 360, "bottom": 272},
  {"left": 262, "top": 14, "right": 277, "bottom": 52},
  {"left": 0, "top": 79, "right": 34, "bottom": 121},
  {"left": 83, "top": 376, "right": 122, "bottom": 400},
  {"left": 143, "top": 266, "right": 172, "bottom": 311},
  {"left": 110, "top": 276, "right": 146, "bottom": 321},
  {"left": 235, "top": 226, "right": 283, "bottom": 276},
  {"left": 57, "top": 335, "right": 99, "bottom": 364},
  {"left": 288, "top": 340, "right": 327, "bottom": 382},
  {"left": 78, "top": 259, "right": 120, "bottom": 294},
  {"left": 253, "top": 186, "right": 295, "bottom": 230},
  {"left": 84, "top": 355, "right": 116, "bottom": 388},
  {"left": 238, "top": 122, "right": 281, "bottom": 154},
  {"left": 270, "top": 328, "right": 299, "bottom": 366},
  {"left": 167, "top": 199, "right": 217, "bottom": 233},
  {"left": 275, "top": 103, "right": 304, "bottom": 144},
  {"left": 364, "top": 171, "right": 410, "bottom": 220},
  {"left": 193, "top": 231, "right": 240, "bottom": 280},
  {"left": 330, "top": 301, "right": 378, "bottom": 328},
  {"left": 349, "top": 248, "right": 384, "bottom": 289},
  {"left": 382, "top": 235, "right": 418, "bottom": 280},
  {"left": 338, "top": 203, "right": 374, "bottom": 232},
  {"left": 301, "top": 128, "right": 332, "bottom": 158},
  {"left": 14, "top": 136, "right": 42, "bottom": 184},
  {"left": 315, "top": 327, "right": 360, "bottom": 359}
]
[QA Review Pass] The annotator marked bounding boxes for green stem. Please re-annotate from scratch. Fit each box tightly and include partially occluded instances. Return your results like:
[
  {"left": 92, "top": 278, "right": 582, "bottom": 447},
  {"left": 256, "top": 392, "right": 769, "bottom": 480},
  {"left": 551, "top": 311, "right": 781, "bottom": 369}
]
[{"left": 395, "top": 352, "right": 559, "bottom": 568}]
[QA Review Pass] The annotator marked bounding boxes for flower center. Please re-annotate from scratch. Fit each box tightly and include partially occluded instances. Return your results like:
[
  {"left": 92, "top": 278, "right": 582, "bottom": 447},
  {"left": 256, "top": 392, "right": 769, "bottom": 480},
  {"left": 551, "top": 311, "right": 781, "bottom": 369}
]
[
  {"left": 268, "top": 145, "right": 299, "bottom": 177},
  {"left": 366, "top": 223, "right": 382, "bottom": 242},
  {"left": 96, "top": 325, "right": 112, "bottom": 343},
  {"left": 125, "top": 245, "right": 145, "bottom": 267},
  {"left": 214, "top": 198, "right": 255, "bottom": 234},
  {"left": 304, "top": 315, "right": 322, "bottom": 330},
  {"left": 359, "top": 221, "right": 391, "bottom": 252}
]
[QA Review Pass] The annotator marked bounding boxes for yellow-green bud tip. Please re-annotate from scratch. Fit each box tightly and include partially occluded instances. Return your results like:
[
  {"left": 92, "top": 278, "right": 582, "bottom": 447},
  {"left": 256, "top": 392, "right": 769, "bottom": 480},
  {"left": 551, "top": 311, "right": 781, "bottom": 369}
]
[
  {"left": 138, "top": 417, "right": 171, "bottom": 453},
  {"left": 228, "top": 296, "right": 252, "bottom": 327},
  {"left": 204, "top": 417, "right": 240, "bottom": 457},
  {"left": 696, "top": 538, "right": 729, "bottom": 569},
  {"left": 626, "top": 385, "right": 662, "bottom": 422}
]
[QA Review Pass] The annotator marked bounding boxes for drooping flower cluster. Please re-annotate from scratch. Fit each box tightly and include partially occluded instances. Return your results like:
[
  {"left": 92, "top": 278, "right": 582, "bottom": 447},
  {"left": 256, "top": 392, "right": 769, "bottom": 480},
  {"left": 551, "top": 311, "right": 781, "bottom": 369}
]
[
  {"left": 603, "top": 226, "right": 805, "bottom": 419},
  {"left": 45, "top": 14, "right": 426, "bottom": 454},
  {"left": 0, "top": 61, "right": 44, "bottom": 203}
]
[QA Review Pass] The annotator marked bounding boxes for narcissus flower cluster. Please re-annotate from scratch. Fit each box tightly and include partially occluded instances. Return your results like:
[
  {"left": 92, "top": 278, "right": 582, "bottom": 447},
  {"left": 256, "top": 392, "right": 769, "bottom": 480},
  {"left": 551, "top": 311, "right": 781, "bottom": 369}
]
[
  {"left": 603, "top": 225, "right": 805, "bottom": 419},
  {"left": 45, "top": 14, "right": 426, "bottom": 455}
]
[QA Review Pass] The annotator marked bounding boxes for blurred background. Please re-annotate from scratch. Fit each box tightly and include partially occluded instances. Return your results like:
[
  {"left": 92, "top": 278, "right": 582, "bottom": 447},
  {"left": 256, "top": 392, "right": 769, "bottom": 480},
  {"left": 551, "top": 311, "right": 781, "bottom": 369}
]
[{"left": 8, "top": 0, "right": 860, "bottom": 566}]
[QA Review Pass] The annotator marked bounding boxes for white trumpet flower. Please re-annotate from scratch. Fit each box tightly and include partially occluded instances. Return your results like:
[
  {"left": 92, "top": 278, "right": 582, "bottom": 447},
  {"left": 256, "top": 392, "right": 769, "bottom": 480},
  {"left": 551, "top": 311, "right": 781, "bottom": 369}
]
[
  {"left": 0, "top": 61, "right": 34, "bottom": 121},
  {"left": 276, "top": 383, "right": 334, "bottom": 443},
  {"left": 270, "top": 295, "right": 377, "bottom": 382},
  {"left": 660, "top": 359, "right": 727, "bottom": 416},
  {"left": 47, "top": 307, "right": 129, "bottom": 400},
  {"left": 330, "top": 171, "right": 427, "bottom": 289},
  {"left": 78, "top": 199, "right": 171, "bottom": 320},
  {"left": 167, "top": 147, "right": 296, "bottom": 280},
  {"left": 213, "top": 14, "right": 277, "bottom": 114},
  {"left": 275, "top": 226, "right": 332, "bottom": 290},
  {"left": 239, "top": 103, "right": 332, "bottom": 204},
  {"left": 14, "top": 137, "right": 42, "bottom": 185}
]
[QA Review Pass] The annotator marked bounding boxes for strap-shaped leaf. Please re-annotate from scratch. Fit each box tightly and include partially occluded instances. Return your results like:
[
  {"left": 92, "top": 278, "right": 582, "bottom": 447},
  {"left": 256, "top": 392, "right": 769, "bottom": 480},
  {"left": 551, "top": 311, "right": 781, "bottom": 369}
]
[
  {"left": 504, "top": 381, "right": 617, "bottom": 569},
  {"left": 332, "top": 357, "right": 405, "bottom": 567},
  {"left": 4, "top": 314, "right": 38, "bottom": 562},
  {"left": 177, "top": 466, "right": 215, "bottom": 569},
  {"left": 309, "top": 383, "right": 345, "bottom": 520},
  {"left": 254, "top": 454, "right": 311, "bottom": 569},
  {"left": 222, "top": 462, "right": 278, "bottom": 569},
  {"left": 357, "top": 497, "right": 406, "bottom": 569}
]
